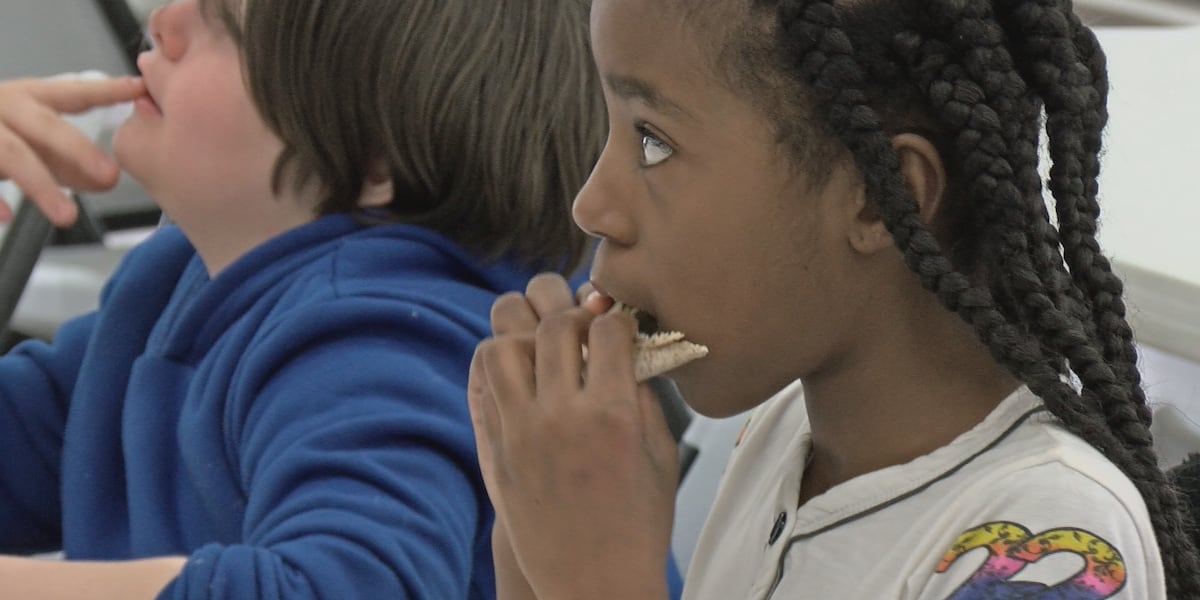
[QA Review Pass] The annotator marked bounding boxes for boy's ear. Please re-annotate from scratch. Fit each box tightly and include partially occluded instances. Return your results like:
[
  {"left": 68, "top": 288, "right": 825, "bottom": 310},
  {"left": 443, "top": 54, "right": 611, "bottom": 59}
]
[
  {"left": 847, "top": 132, "right": 946, "bottom": 255},
  {"left": 357, "top": 161, "right": 394, "bottom": 208}
]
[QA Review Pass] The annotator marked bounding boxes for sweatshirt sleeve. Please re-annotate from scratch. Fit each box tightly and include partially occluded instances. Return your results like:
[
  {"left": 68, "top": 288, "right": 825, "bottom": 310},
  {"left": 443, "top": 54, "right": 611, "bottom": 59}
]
[
  {"left": 0, "top": 311, "right": 94, "bottom": 552},
  {"left": 159, "top": 298, "right": 492, "bottom": 600}
]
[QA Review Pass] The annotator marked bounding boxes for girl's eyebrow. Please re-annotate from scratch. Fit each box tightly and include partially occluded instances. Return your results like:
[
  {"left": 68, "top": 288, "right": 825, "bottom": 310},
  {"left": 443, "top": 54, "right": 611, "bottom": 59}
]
[{"left": 606, "top": 74, "right": 696, "bottom": 123}]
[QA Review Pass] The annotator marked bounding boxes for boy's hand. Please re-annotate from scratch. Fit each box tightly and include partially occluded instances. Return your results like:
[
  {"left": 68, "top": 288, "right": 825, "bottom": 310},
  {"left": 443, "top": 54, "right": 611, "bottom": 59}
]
[
  {"left": 469, "top": 273, "right": 677, "bottom": 600},
  {"left": 0, "top": 76, "right": 145, "bottom": 226}
]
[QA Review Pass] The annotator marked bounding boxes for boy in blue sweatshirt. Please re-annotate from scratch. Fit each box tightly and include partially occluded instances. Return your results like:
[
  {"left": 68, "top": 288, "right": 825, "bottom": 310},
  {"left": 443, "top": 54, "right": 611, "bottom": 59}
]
[{"left": 0, "top": 0, "right": 604, "bottom": 597}]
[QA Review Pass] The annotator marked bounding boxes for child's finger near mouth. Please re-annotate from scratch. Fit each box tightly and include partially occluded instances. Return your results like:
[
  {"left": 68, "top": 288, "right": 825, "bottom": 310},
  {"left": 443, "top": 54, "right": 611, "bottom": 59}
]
[
  {"left": 583, "top": 311, "right": 640, "bottom": 387},
  {"left": 581, "top": 289, "right": 614, "bottom": 315},
  {"left": 524, "top": 273, "right": 575, "bottom": 319},
  {"left": 490, "top": 292, "right": 541, "bottom": 335},
  {"left": 480, "top": 335, "right": 539, "bottom": 404},
  {"left": 575, "top": 281, "right": 597, "bottom": 303},
  {"left": 534, "top": 310, "right": 595, "bottom": 396}
]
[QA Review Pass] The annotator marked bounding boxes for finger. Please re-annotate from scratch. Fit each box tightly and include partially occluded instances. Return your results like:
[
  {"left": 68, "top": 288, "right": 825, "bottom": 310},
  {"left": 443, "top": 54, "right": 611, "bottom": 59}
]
[
  {"left": 534, "top": 308, "right": 594, "bottom": 400},
  {"left": 467, "top": 345, "right": 504, "bottom": 492},
  {"left": 25, "top": 76, "right": 145, "bottom": 114},
  {"left": 524, "top": 273, "right": 576, "bottom": 319},
  {"left": 583, "top": 310, "right": 639, "bottom": 398},
  {"left": 637, "top": 384, "right": 682, "bottom": 476},
  {"left": 574, "top": 281, "right": 595, "bottom": 304},
  {"left": 8, "top": 101, "right": 122, "bottom": 194},
  {"left": 580, "top": 288, "right": 613, "bottom": 315},
  {"left": 479, "top": 334, "right": 537, "bottom": 412},
  {"left": 490, "top": 292, "right": 539, "bottom": 336},
  {"left": 0, "top": 127, "right": 78, "bottom": 225}
]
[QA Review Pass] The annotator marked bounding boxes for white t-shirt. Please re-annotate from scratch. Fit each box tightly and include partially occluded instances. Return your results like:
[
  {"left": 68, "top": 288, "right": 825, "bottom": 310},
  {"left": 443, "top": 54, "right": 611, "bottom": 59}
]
[{"left": 683, "top": 382, "right": 1166, "bottom": 599}]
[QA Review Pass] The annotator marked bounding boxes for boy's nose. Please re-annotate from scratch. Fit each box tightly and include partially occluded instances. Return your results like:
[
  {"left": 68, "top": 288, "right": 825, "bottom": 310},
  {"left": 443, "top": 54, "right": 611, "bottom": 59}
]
[{"left": 145, "top": 0, "right": 192, "bottom": 62}]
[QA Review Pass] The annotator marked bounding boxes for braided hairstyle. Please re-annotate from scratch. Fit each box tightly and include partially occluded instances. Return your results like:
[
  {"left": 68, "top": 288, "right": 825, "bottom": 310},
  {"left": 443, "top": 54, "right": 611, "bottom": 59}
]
[{"left": 725, "top": 0, "right": 1200, "bottom": 593}]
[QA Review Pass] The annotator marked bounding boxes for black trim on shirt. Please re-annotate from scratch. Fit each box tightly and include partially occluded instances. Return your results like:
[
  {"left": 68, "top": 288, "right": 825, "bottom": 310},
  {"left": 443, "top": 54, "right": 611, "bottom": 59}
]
[{"left": 763, "top": 406, "right": 1048, "bottom": 599}]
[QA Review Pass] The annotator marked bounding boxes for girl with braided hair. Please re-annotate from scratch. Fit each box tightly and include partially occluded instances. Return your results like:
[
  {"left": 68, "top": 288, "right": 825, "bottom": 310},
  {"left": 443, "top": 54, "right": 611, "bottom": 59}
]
[{"left": 469, "top": 0, "right": 1198, "bottom": 598}]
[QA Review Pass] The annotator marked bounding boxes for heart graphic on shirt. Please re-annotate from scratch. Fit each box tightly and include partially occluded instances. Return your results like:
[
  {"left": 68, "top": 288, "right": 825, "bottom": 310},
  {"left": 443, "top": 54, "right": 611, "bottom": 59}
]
[{"left": 935, "top": 521, "right": 1126, "bottom": 599}]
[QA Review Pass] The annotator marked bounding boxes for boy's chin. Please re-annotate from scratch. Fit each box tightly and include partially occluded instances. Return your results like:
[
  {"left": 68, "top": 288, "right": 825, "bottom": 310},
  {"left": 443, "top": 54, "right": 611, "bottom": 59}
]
[
  {"left": 110, "top": 128, "right": 148, "bottom": 186},
  {"left": 109, "top": 125, "right": 134, "bottom": 168}
]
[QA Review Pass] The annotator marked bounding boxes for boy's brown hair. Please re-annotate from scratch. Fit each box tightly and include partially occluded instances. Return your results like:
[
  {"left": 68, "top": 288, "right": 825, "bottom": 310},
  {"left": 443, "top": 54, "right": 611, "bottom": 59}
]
[{"left": 205, "top": 0, "right": 604, "bottom": 273}]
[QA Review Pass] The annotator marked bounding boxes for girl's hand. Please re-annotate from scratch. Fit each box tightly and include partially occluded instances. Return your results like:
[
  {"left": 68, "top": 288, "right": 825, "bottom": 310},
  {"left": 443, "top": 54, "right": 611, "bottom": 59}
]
[
  {"left": 490, "top": 516, "right": 537, "bottom": 600},
  {"left": 469, "top": 273, "right": 679, "bottom": 600},
  {"left": 0, "top": 76, "right": 145, "bottom": 226}
]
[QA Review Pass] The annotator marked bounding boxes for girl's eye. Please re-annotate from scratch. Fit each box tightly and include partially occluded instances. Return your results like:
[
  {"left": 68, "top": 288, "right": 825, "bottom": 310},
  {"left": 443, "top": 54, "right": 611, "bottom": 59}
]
[{"left": 639, "top": 130, "right": 674, "bottom": 167}]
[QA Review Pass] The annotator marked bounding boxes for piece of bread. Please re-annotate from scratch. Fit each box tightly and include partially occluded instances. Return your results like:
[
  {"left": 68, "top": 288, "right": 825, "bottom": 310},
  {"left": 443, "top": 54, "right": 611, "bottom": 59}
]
[
  {"left": 631, "top": 330, "right": 709, "bottom": 382},
  {"left": 609, "top": 301, "right": 708, "bottom": 382}
]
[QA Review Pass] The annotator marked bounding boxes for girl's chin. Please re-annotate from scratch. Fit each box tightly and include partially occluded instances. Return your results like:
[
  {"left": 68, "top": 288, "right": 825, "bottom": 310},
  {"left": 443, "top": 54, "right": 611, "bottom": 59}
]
[
  {"left": 670, "top": 371, "right": 724, "bottom": 418},
  {"left": 674, "top": 366, "right": 782, "bottom": 419}
]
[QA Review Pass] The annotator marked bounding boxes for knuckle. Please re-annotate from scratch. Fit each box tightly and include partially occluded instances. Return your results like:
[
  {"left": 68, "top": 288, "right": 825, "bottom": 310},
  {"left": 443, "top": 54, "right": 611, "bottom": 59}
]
[
  {"left": 26, "top": 107, "right": 75, "bottom": 149},
  {"left": 593, "top": 310, "right": 634, "bottom": 337},
  {"left": 474, "top": 336, "right": 498, "bottom": 357},
  {"left": 538, "top": 310, "right": 578, "bottom": 333},
  {"left": 0, "top": 131, "right": 23, "bottom": 160},
  {"left": 478, "top": 336, "right": 515, "bottom": 363},
  {"left": 490, "top": 292, "right": 531, "bottom": 323},
  {"left": 525, "top": 272, "right": 568, "bottom": 296},
  {"left": 27, "top": 105, "right": 58, "bottom": 130},
  {"left": 489, "top": 333, "right": 532, "bottom": 355}
]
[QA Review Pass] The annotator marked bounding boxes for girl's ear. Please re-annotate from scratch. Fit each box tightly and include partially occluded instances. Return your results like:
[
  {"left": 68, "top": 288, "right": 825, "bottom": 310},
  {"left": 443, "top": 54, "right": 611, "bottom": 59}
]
[
  {"left": 847, "top": 132, "right": 947, "bottom": 255},
  {"left": 357, "top": 161, "right": 394, "bottom": 208},
  {"left": 892, "top": 132, "right": 947, "bottom": 226}
]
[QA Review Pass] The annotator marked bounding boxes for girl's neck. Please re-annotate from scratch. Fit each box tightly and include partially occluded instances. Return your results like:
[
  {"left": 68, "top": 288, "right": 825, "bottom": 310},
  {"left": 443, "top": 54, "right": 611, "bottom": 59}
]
[{"left": 796, "top": 302, "right": 1020, "bottom": 505}]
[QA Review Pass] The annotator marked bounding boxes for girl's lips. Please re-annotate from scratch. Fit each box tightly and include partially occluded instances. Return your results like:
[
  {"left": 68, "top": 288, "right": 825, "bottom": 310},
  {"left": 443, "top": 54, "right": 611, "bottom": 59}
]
[
  {"left": 590, "top": 277, "right": 669, "bottom": 330},
  {"left": 588, "top": 280, "right": 610, "bottom": 300}
]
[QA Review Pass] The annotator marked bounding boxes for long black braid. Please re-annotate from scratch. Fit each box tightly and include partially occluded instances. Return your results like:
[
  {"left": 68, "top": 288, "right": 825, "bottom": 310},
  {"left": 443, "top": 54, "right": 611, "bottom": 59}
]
[
  {"left": 995, "top": 1, "right": 1152, "bottom": 426},
  {"left": 763, "top": 0, "right": 1200, "bottom": 594}
]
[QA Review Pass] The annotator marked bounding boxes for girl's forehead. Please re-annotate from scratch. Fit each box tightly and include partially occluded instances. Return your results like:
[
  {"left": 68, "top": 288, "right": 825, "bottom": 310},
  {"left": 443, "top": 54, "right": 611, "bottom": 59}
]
[
  {"left": 592, "top": 0, "right": 743, "bottom": 108},
  {"left": 593, "top": 0, "right": 714, "bottom": 73}
]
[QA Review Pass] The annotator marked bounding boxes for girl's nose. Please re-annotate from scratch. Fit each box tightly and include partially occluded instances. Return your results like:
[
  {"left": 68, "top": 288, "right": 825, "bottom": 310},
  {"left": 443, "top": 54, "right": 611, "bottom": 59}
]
[{"left": 572, "top": 144, "right": 636, "bottom": 247}]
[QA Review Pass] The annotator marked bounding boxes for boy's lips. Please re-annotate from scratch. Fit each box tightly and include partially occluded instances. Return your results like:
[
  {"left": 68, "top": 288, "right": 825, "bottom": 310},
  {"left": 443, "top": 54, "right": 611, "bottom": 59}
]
[
  {"left": 133, "top": 94, "right": 161, "bottom": 116},
  {"left": 133, "top": 80, "right": 163, "bottom": 115}
]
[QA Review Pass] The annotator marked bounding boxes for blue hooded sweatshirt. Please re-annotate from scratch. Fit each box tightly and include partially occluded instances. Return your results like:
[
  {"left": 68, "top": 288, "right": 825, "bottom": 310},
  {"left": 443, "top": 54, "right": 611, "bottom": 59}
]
[{"left": 0, "top": 214, "right": 537, "bottom": 599}]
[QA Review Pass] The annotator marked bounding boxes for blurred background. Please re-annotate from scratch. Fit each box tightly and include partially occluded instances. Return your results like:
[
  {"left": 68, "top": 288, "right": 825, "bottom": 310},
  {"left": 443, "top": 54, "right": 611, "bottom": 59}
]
[
  {"left": 2, "top": 0, "right": 1199, "bottom": 579},
  {"left": 1076, "top": 0, "right": 1200, "bottom": 24}
]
